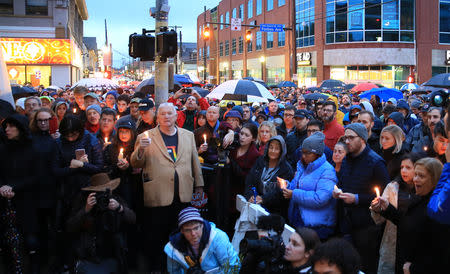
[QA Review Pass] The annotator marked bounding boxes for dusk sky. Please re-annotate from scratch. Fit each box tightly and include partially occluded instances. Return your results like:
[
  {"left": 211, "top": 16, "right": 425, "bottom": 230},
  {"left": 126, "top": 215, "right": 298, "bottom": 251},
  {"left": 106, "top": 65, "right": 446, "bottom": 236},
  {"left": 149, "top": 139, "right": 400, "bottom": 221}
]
[{"left": 84, "top": 0, "right": 221, "bottom": 67}]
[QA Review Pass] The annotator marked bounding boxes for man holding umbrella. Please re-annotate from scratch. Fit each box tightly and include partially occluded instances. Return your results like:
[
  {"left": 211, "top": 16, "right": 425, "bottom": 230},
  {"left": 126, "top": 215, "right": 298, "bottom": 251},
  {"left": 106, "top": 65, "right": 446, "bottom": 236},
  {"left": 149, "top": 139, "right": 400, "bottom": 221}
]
[{"left": 168, "top": 88, "right": 210, "bottom": 132}]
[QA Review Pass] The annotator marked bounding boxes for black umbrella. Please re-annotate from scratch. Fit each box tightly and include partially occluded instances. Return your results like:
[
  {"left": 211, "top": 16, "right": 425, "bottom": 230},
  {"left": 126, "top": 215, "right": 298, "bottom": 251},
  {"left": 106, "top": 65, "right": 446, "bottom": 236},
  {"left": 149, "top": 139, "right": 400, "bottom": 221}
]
[
  {"left": 306, "top": 87, "right": 320, "bottom": 92},
  {"left": 136, "top": 78, "right": 182, "bottom": 94},
  {"left": 11, "top": 85, "right": 37, "bottom": 96},
  {"left": 0, "top": 99, "right": 14, "bottom": 119},
  {"left": 344, "top": 83, "right": 356, "bottom": 90},
  {"left": 319, "top": 79, "right": 345, "bottom": 89},
  {"left": 304, "top": 93, "right": 330, "bottom": 100},
  {"left": 411, "top": 86, "right": 444, "bottom": 95},
  {"left": 423, "top": 73, "right": 450, "bottom": 88},
  {"left": 179, "top": 86, "right": 209, "bottom": 99}
]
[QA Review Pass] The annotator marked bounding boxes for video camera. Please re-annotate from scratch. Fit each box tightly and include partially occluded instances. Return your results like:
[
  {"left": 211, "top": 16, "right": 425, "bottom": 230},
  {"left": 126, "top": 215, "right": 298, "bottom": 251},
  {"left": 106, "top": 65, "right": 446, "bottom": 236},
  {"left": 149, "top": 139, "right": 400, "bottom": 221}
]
[
  {"left": 239, "top": 214, "right": 287, "bottom": 274},
  {"left": 429, "top": 89, "right": 449, "bottom": 108}
]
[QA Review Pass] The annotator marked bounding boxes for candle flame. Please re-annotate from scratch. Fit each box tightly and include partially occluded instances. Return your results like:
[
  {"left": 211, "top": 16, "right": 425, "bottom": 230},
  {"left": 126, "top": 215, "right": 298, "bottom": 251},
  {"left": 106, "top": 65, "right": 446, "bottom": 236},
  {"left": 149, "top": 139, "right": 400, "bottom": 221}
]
[
  {"left": 375, "top": 187, "right": 380, "bottom": 198},
  {"left": 73, "top": 108, "right": 77, "bottom": 113},
  {"left": 116, "top": 115, "right": 120, "bottom": 120},
  {"left": 203, "top": 134, "right": 207, "bottom": 143},
  {"left": 119, "top": 148, "right": 124, "bottom": 154},
  {"left": 144, "top": 131, "right": 149, "bottom": 138},
  {"left": 105, "top": 137, "right": 108, "bottom": 143},
  {"left": 278, "top": 178, "right": 287, "bottom": 189}
]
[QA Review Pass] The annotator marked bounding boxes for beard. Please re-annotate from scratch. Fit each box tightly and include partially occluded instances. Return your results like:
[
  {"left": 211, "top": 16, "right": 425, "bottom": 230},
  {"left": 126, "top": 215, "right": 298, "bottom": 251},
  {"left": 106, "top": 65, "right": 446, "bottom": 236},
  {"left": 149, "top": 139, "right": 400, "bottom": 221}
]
[{"left": 323, "top": 114, "right": 334, "bottom": 123}]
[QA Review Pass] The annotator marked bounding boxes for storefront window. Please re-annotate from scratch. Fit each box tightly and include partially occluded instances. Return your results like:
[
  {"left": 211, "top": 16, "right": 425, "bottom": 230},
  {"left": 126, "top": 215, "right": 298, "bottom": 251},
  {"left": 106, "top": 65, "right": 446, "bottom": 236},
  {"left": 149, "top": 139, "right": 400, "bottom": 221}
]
[
  {"left": 7, "top": 66, "right": 26, "bottom": 85},
  {"left": 297, "top": 66, "right": 317, "bottom": 87},
  {"left": 432, "top": 66, "right": 449, "bottom": 76},
  {"left": 26, "top": 66, "right": 50, "bottom": 87},
  {"left": 330, "top": 65, "right": 408, "bottom": 88},
  {"left": 267, "top": 68, "right": 285, "bottom": 85},
  {"left": 247, "top": 69, "right": 261, "bottom": 79},
  {"left": 232, "top": 70, "right": 243, "bottom": 79}
]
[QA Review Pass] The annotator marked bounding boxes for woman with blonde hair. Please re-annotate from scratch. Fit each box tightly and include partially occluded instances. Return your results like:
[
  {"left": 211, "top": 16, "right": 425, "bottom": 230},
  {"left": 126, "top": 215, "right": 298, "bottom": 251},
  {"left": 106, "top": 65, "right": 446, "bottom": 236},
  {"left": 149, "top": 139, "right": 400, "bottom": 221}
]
[
  {"left": 380, "top": 125, "right": 407, "bottom": 180},
  {"left": 256, "top": 121, "right": 277, "bottom": 155},
  {"left": 371, "top": 157, "right": 449, "bottom": 274}
]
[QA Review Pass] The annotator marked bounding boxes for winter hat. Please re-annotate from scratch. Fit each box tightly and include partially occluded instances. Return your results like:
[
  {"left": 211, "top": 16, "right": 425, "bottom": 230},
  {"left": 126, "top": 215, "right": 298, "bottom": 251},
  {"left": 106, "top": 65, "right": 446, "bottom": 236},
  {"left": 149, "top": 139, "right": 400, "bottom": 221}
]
[
  {"left": 396, "top": 100, "right": 410, "bottom": 111},
  {"left": 116, "top": 117, "right": 136, "bottom": 130},
  {"left": 232, "top": 105, "right": 244, "bottom": 117},
  {"left": 410, "top": 100, "right": 421, "bottom": 109},
  {"left": 105, "top": 90, "right": 118, "bottom": 99},
  {"left": 86, "top": 104, "right": 101, "bottom": 115},
  {"left": 178, "top": 207, "right": 204, "bottom": 228},
  {"left": 225, "top": 110, "right": 242, "bottom": 121},
  {"left": 84, "top": 92, "right": 100, "bottom": 102},
  {"left": 388, "top": 112, "right": 405, "bottom": 129},
  {"left": 0, "top": 99, "right": 15, "bottom": 119},
  {"left": 138, "top": 98, "right": 155, "bottom": 111},
  {"left": 302, "top": 132, "right": 325, "bottom": 156},
  {"left": 387, "top": 98, "right": 397, "bottom": 106},
  {"left": 345, "top": 123, "right": 368, "bottom": 142}
]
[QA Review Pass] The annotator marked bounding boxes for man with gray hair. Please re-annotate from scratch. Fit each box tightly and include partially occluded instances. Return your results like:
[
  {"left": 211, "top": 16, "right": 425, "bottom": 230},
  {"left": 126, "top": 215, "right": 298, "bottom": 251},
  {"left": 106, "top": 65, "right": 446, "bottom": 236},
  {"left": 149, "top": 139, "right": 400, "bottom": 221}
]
[
  {"left": 24, "top": 96, "right": 41, "bottom": 118},
  {"left": 131, "top": 102, "right": 204, "bottom": 272}
]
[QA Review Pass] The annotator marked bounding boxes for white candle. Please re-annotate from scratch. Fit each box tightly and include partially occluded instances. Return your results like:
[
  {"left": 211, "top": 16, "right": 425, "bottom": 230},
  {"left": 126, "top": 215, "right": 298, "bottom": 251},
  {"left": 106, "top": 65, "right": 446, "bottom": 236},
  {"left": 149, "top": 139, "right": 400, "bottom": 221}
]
[
  {"left": 105, "top": 137, "right": 109, "bottom": 144},
  {"left": 203, "top": 134, "right": 207, "bottom": 144},
  {"left": 118, "top": 148, "right": 124, "bottom": 160},
  {"left": 374, "top": 187, "right": 380, "bottom": 198},
  {"left": 278, "top": 178, "right": 287, "bottom": 189},
  {"left": 73, "top": 108, "right": 77, "bottom": 114}
]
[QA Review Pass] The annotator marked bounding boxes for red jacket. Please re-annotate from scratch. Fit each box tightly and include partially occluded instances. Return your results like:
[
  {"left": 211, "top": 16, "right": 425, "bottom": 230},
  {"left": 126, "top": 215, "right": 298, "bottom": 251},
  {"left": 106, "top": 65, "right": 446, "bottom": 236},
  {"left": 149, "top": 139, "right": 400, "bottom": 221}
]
[
  {"left": 167, "top": 96, "right": 210, "bottom": 128},
  {"left": 323, "top": 119, "right": 344, "bottom": 150}
]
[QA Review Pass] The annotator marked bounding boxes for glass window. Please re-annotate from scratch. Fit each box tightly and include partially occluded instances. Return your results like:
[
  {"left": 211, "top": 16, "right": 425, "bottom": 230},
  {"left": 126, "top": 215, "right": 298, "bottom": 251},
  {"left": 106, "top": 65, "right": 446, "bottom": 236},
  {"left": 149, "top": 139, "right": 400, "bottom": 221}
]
[
  {"left": 326, "top": 33, "right": 334, "bottom": 43},
  {"left": 432, "top": 66, "right": 447, "bottom": 76},
  {"left": 248, "top": 0, "right": 253, "bottom": 18},
  {"left": 349, "top": 31, "right": 363, "bottom": 41},
  {"left": 383, "top": 31, "right": 399, "bottom": 41},
  {"left": 239, "top": 4, "right": 244, "bottom": 19},
  {"left": 365, "top": 31, "right": 381, "bottom": 41},
  {"left": 335, "top": 32, "right": 347, "bottom": 42},
  {"left": 267, "top": 32, "right": 274, "bottom": 48},
  {"left": 400, "top": 31, "right": 414, "bottom": 42},
  {"left": 232, "top": 38, "right": 237, "bottom": 55},
  {"left": 225, "top": 40, "right": 229, "bottom": 56},
  {"left": 440, "top": 1, "right": 450, "bottom": 43},
  {"left": 199, "top": 48, "right": 202, "bottom": 60},
  {"left": 0, "top": 0, "right": 13, "bottom": 15},
  {"left": 207, "top": 46, "right": 210, "bottom": 58},
  {"left": 257, "top": 0, "right": 262, "bottom": 15},
  {"left": 256, "top": 31, "right": 262, "bottom": 50},
  {"left": 296, "top": 0, "right": 315, "bottom": 48},
  {"left": 248, "top": 40, "right": 253, "bottom": 52},
  {"left": 268, "top": 0, "right": 273, "bottom": 11},
  {"left": 383, "top": 0, "right": 399, "bottom": 30},
  {"left": 279, "top": 0, "right": 286, "bottom": 6},
  {"left": 220, "top": 15, "right": 224, "bottom": 30},
  {"left": 27, "top": 65, "right": 50, "bottom": 87},
  {"left": 365, "top": 0, "right": 381, "bottom": 30},
  {"left": 232, "top": 8, "right": 236, "bottom": 18},
  {"left": 335, "top": 1, "right": 347, "bottom": 31},
  {"left": 348, "top": 0, "right": 364, "bottom": 30},
  {"left": 225, "top": 12, "right": 230, "bottom": 27},
  {"left": 239, "top": 37, "right": 244, "bottom": 53},
  {"left": 326, "top": 2, "right": 335, "bottom": 33},
  {"left": 278, "top": 31, "right": 285, "bottom": 46},
  {"left": 7, "top": 66, "right": 26, "bottom": 85},
  {"left": 219, "top": 42, "right": 223, "bottom": 56},
  {"left": 26, "top": 0, "right": 48, "bottom": 15},
  {"left": 401, "top": 0, "right": 414, "bottom": 30}
]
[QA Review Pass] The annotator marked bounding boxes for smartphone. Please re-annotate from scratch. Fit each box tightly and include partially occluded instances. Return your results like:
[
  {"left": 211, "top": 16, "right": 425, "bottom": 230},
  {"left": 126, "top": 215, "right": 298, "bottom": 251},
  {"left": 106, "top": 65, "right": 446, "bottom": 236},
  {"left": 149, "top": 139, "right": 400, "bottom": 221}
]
[
  {"left": 49, "top": 116, "right": 58, "bottom": 134},
  {"left": 183, "top": 88, "right": 192, "bottom": 94},
  {"left": 75, "top": 149, "right": 86, "bottom": 160}
]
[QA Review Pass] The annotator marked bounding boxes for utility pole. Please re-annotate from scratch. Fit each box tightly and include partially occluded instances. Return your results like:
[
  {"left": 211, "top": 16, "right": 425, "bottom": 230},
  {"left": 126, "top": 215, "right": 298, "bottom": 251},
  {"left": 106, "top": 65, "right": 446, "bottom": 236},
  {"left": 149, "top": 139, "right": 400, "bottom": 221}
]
[
  {"left": 169, "top": 25, "right": 182, "bottom": 74},
  {"left": 203, "top": 6, "right": 207, "bottom": 82},
  {"left": 154, "top": 0, "right": 169, "bottom": 107}
]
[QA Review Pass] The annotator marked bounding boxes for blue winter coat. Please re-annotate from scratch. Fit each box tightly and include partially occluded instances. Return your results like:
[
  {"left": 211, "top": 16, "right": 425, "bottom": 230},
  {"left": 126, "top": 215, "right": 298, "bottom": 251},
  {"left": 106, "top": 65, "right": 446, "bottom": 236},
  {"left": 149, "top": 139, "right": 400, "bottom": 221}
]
[
  {"left": 164, "top": 222, "right": 240, "bottom": 273},
  {"left": 287, "top": 154, "right": 337, "bottom": 229},
  {"left": 428, "top": 163, "right": 450, "bottom": 225}
]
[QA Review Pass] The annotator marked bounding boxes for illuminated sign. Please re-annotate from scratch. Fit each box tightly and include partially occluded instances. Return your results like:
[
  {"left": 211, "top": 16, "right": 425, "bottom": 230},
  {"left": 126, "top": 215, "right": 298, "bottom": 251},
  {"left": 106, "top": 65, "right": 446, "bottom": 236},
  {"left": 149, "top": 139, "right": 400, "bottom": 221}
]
[
  {"left": 0, "top": 38, "right": 72, "bottom": 65},
  {"left": 446, "top": 50, "right": 450, "bottom": 65},
  {"left": 297, "top": 52, "right": 312, "bottom": 66}
]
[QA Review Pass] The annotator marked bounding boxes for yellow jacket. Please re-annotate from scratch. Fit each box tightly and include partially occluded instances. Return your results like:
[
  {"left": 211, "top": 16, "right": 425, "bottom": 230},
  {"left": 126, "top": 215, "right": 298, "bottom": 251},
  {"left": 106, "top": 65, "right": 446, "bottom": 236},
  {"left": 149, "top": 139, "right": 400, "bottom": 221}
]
[{"left": 328, "top": 96, "right": 344, "bottom": 125}]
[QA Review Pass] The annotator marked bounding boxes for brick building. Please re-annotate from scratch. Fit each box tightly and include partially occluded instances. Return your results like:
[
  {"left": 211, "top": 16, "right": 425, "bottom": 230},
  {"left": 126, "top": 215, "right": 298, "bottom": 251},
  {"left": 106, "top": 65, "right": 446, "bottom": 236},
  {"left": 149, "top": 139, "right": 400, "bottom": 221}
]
[{"left": 198, "top": 0, "right": 450, "bottom": 88}]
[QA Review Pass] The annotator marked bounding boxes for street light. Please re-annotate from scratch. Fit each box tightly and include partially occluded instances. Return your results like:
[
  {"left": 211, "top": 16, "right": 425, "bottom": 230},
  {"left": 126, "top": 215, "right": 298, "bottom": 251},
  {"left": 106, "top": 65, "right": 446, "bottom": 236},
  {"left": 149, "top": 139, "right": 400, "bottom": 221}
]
[{"left": 260, "top": 56, "right": 265, "bottom": 81}]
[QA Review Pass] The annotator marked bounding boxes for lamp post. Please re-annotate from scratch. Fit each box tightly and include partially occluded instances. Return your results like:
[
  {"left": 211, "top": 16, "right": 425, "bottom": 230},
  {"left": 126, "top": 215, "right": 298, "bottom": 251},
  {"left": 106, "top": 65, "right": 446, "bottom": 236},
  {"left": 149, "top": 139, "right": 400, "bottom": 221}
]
[{"left": 260, "top": 56, "right": 265, "bottom": 81}]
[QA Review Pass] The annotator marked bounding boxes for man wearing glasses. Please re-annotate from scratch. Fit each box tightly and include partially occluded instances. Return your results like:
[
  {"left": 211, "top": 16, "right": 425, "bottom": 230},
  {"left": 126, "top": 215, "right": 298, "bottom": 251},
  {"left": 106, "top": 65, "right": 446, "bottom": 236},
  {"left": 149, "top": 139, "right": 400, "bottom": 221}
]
[
  {"left": 333, "top": 123, "right": 389, "bottom": 274},
  {"left": 164, "top": 207, "right": 239, "bottom": 273},
  {"left": 321, "top": 101, "right": 345, "bottom": 150},
  {"left": 276, "top": 105, "right": 296, "bottom": 139}
]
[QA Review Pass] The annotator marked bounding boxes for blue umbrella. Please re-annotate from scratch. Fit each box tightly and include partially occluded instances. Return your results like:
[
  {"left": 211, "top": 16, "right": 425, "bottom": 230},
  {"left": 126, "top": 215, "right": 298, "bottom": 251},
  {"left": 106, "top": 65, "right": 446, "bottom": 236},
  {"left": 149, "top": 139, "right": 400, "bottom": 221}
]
[
  {"left": 319, "top": 79, "right": 345, "bottom": 89},
  {"left": 206, "top": 79, "right": 275, "bottom": 103},
  {"left": 242, "top": 77, "right": 269, "bottom": 89},
  {"left": 174, "top": 74, "right": 194, "bottom": 85},
  {"left": 423, "top": 73, "right": 450, "bottom": 88},
  {"left": 359, "top": 87, "right": 403, "bottom": 102},
  {"left": 277, "top": 81, "right": 297, "bottom": 88},
  {"left": 304, "top": 93, "right": 330, "bottom": 101},
  {"left": 400, "top": 83, "right": 419, "bottom": 91}
]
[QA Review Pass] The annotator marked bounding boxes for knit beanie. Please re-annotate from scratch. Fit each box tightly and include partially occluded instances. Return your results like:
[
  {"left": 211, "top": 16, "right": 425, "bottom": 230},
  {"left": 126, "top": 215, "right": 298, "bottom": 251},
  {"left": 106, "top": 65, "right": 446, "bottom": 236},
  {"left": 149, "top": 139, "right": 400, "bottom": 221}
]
[
  {"left": 178, "top": 207, "right": 204, "bottom": 228},
  {"left": 86, "top": 104, "right": 101, "bottom": 115},
  {"left": 345, "top": 123, "right": 368, "bottom": 142},
  {"left": 302, "top": 132, "right": 325, "bottom": 156}
]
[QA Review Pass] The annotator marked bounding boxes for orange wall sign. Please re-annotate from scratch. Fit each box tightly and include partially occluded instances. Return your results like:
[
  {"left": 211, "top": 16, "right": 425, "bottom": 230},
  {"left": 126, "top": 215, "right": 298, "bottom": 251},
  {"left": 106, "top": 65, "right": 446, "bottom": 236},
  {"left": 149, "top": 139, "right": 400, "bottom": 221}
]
[{"left": 0, "top": 38, "right": 72, "bottom": 65}]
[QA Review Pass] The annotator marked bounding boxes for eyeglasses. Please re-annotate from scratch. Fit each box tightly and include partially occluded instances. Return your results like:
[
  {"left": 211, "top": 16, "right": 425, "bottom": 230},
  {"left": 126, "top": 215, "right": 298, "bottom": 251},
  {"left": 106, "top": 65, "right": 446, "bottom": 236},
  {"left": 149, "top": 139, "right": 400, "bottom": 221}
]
[
  {"left": 342, "top": 135, "right": 359, "bottom": 142},
  {"left": 37, "top": 118, "right": 50, "bottom": 124},
  {"left": 284, "top": 114, "right": 294, "bottom": 118},
  {"left": 181, "top": 224, "right": 203, "bottom": 234},
  {"left": 322, "top": 108, "right": 334, "bottom": 113}
]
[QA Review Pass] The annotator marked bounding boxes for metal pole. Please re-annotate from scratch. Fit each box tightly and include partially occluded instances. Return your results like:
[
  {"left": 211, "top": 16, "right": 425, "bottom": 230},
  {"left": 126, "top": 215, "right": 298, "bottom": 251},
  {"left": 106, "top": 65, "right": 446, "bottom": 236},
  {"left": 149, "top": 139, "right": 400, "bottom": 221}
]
[
  {"left": 203, "top": 6, "right": 207, "bottom": 82},
  {"left": 154, "top": 0, "right": 169, "bottom": 107}
]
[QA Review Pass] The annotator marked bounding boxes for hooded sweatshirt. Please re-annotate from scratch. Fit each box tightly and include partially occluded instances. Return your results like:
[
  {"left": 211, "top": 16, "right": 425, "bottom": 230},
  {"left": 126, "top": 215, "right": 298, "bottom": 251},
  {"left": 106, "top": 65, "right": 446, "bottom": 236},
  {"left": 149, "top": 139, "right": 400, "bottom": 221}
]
[{"left": 388, "top": 112, "right": 406, "bottom": 133}]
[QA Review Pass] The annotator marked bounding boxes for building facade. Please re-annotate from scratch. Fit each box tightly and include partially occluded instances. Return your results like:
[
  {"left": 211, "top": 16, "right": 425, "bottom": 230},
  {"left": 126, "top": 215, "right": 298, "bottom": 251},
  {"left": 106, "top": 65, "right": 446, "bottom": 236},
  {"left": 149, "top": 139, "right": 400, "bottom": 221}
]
[
  {"left": 198, "top": 0, "right": 450, "bottom": 88},
  {"left": 0, "top": 0, "right": 88, "bottom": 87}
]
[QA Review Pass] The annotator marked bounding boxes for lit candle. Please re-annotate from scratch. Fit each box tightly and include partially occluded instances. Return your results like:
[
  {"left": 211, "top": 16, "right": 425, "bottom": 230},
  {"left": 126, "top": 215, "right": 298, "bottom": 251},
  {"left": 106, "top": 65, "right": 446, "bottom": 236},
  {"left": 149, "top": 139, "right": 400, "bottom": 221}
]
[
  {"left": 144, "top": 131, "right": 149, "bottom": 139},
  {"left": 203, "top": 134, "right": 207, "bottom": 144},
  {"left": 374, "top": 187, "right": 380, "bottom": 198},
  {"left": 278, "top": 177, "right": 287, "bottom": 189},
  {"left": 104, "top": 137, "right": 109, "bottom": 144},
  {"left": 423, "top": 146, "right": 428, "bottom": 151},
  {"left": 118, "top": 148, "right": 124, "bottom": 160},
  {"left": 116, "top": 115, "right": 120, "bottom": 120},
  {"left": 73, "top": 108, "right": 77, "bottom": 114}
]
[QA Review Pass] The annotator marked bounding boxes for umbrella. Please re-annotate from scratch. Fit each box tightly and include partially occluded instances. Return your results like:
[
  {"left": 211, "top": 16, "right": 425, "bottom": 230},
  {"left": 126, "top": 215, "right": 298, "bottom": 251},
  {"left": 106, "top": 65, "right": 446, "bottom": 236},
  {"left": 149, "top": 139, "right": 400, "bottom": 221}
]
[
  {"left": 71, "top": 78, "right": 119, "bottom": 90},
  {"left": 11, "top": 85, "right": 37, "bottom": 96},
  {"left": 411, "top": 86, "right": 447, "bottom": 95},
  {"left": 400, "top": 83, "right": 419, "bottom": 91},
  {"left": 174, "top": 74, "right": 195, "bottom": 85},
  {"left": 352, "top": 83, "right": 379, "bottom": 93},
  {"left": 344, "top": 83, "right": 356, "bottom": 90},
  {"left": 359, "top": 87, "right": 403, "bottom": 102},
  {"left": 306, "top": 87, "right": 320, "bottom": 92},
  {"left": 304, "top": 93, "right": 330, "bottom": 100},
  {"left": 242, "top": 77, "right": 269, "bottom": 89},
  {"left": 319, "top": 79, "right": 345, "bottom": 89},
  {"left": 179, "top": 86, "right": 209, "bottom": 99},
  {"left": 47, "top": 85, "right": 61, "bottom": 91},
  {"left": 423, "top": 73, "right": 450, "bottom": 88},
  {"left": 277, "top": 81, "right": 297, "bottom": 88},
  {"left": 206, "top": 79, "right": 275, "bottom": 103},
  {"left": 136, "top": 77, "right": 182, "bottom": 94}
]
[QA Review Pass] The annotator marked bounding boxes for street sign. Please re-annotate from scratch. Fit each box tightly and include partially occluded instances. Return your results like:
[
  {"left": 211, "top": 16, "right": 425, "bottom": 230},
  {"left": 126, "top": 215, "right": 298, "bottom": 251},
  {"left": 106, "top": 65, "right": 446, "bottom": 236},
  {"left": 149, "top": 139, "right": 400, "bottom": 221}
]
[
  {"left": 231, "top": 18, "right": 242, "bottom": 31},
  {"left": 260, "top": 24, "right": 284, "bottom": 32}
]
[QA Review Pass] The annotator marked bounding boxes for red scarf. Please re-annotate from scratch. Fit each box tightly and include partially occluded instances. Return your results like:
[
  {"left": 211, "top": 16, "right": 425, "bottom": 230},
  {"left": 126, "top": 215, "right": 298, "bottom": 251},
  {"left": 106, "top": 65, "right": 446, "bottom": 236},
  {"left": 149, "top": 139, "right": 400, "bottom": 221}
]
[{"left": 85, "top": 121, "right": 99, "bottom": 134}]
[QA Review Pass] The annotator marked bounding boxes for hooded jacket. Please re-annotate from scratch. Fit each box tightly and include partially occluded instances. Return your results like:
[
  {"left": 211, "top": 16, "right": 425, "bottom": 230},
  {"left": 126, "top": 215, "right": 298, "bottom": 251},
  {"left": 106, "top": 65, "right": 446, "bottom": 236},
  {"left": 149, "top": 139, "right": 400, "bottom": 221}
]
[
  {"left": 164, "top": 221, "right": 240, "bottom": 273},
  {"left": 244, "top": 136, "right": 294, "bottom": 214},
  {"left": 287, "top": 154, "right": 337, "bottom": 233},
  {"left": 388, "top": 112, "right": 406, "bottom": 132},
  {"left": 327, "top": 96, "right": 344, "bottom": 125},
  {"left": 428, "top": 163, "right": 450, "bottom": 225},
  {"left": 396, "top": 100, "right": 420, "bottom": 134},
  {"left": 286, "top": 127, "right": 308, "bottom": 168}
]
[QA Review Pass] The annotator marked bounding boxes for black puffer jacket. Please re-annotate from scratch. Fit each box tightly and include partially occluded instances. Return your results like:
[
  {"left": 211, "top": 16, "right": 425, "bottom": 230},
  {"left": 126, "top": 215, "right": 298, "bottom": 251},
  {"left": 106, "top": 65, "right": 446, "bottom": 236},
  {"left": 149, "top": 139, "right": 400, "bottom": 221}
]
[{"left": 244, "top": 136, "right": 294, "bottom": 217}]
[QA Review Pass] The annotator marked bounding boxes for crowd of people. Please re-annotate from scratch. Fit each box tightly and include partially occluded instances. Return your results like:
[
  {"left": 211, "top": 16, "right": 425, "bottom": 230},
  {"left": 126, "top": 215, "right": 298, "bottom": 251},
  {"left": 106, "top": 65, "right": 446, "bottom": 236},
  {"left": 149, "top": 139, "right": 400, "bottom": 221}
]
[{"left": 0, "top": 82, "right": 449, "bottom": 274}]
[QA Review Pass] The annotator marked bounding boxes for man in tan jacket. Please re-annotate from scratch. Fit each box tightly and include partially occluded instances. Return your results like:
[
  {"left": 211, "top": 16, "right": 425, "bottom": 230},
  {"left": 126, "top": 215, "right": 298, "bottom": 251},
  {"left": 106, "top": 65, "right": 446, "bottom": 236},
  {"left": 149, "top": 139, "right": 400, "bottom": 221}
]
[{"left": 131, "top": 102, "right": 204, "bottom": 272}]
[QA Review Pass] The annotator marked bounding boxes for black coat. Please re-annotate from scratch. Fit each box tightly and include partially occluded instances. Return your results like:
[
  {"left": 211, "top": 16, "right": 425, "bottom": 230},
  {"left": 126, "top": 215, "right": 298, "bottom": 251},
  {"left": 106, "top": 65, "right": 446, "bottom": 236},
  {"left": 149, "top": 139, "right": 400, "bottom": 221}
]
[
  {"left": 381, "top": 193, "right": 450, "bottom": 274},
  {"left": 285, "top": 128, "right": 308, "bottom": 169},
  {"left": 32, "top": 131, "right": 60, "bottom": 208},
  {"left": 382, "top": 145, "right": 407, "bottom": 181}
]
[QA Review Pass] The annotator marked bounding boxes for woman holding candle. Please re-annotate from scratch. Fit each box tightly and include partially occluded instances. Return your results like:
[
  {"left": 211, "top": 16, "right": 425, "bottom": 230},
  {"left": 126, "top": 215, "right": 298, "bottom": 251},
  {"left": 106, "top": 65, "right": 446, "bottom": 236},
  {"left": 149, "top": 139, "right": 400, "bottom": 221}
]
[
  {"left": 244, "top": 136, "right": 294, "bottom": 217},
  {"left": 380, "top": 125, "right": 408, "bottom": 180},
  {"left": 369, "top": 153, "right": 420, "bottom": 274},
  {"left": 283, "top": 132, "right": 338, "bottom": 240},
  {"left": 371, "top": 157, "right": 450, "bottom": 274},
  {"left": 194, "top": 110, "right": 207, "bottom": 129}
]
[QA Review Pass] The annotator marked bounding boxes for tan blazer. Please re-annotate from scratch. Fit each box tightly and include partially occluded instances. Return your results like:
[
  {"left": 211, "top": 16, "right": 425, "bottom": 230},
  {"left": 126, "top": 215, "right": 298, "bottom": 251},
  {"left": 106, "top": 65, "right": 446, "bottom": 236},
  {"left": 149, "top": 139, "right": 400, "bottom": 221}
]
[{"left": 131, "top": 126, "right": 204, "bottom": 207}]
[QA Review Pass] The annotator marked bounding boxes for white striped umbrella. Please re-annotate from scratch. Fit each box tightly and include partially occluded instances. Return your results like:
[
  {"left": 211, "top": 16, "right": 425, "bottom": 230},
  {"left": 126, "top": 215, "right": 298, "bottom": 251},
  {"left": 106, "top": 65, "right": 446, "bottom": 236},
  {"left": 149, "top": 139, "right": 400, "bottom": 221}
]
[
  {"left": 71, "top": 78, "right": 119, "bottom": 90},
  {"left": 206, "top": 79, "right": 275, "bottom": 103}
]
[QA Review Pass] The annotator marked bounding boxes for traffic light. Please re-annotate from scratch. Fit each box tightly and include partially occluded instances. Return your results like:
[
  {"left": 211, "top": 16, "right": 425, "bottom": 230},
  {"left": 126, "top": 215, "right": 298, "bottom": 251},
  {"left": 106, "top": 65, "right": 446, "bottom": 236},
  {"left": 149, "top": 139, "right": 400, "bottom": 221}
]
[
  {"left": 203, "top": 27, "right": 210, "bottom": 41},
  {"left": 128, "top": 33, "right": 155, "bottom": 61},
  {"left": 407, "top": 74, "right": 415, "bottom": 83},
  {"left": 156, "top": 29, "right": 178, "bottom": 61},
  {"left": 245, "top": 30, "right": 252, "bottom": 42}
]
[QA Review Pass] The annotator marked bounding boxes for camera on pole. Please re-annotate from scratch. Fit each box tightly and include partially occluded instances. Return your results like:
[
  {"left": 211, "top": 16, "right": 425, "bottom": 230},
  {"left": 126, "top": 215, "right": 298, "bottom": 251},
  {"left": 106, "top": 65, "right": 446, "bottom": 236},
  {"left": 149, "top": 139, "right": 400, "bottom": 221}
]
[
  {"left": 156, "top": 28, "right": 178, "bottom": 62},
  {"left": 128, "top": 32, "right": 155, "bottom": 61}
]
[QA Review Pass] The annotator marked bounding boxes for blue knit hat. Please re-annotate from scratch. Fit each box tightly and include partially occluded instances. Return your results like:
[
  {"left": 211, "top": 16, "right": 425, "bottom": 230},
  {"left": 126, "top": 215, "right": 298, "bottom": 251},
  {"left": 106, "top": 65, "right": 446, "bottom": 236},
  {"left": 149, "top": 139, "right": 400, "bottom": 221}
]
[
  {"left": 225, "top": 110, "right": 242, "bottom": 121},
  {"left": 86, "top": 104, "right": 101, "bottom": 115},
  {"left": 178, "top": 207, "right": 204, "bottom": 228}
]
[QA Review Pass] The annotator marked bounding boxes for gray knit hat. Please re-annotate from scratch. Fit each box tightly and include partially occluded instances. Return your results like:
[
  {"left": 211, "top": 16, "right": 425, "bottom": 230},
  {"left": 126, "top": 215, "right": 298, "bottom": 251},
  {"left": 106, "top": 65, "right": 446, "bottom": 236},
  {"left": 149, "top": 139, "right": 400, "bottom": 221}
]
[
  {"left": 345, "top": 123, "right": 368, "bottom": 142},
  {"left": 302, "top": 132, "right": 325, "bottom": 156}
]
